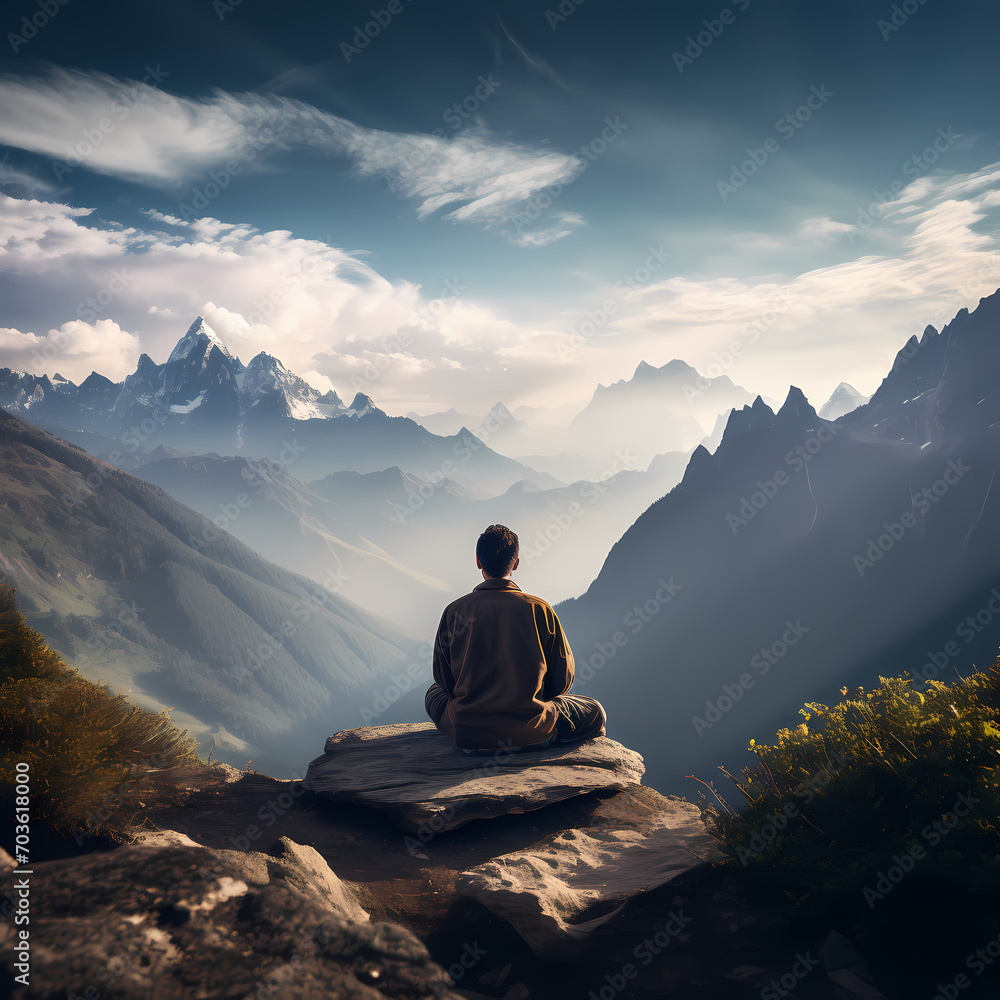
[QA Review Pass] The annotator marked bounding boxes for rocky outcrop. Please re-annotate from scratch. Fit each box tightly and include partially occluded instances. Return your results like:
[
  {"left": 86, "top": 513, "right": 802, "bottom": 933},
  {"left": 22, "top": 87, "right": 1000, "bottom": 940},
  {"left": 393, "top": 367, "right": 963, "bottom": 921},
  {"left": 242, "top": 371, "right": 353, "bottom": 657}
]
[
  {"left": 303, "top": 722, "right": 645, "bottom": 833},
  {"left": 456, "top": 785, "right": 718, "bottom": 958},
  {"left": 301, "top": 724, "right": 720, "bottom": 959},
  {"left": 2, "top": 728, "right": 725, "bottom": 993},
  {"left": 0, "top": 827, "right": 463, "bottom": 1000}
]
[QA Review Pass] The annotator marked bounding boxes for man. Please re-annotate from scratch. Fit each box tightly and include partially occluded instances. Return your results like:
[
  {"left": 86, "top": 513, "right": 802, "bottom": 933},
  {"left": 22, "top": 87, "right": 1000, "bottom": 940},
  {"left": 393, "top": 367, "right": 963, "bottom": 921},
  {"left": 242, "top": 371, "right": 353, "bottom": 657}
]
[{"left": 425, "top": 523, "right": 606, "bottom": 753}]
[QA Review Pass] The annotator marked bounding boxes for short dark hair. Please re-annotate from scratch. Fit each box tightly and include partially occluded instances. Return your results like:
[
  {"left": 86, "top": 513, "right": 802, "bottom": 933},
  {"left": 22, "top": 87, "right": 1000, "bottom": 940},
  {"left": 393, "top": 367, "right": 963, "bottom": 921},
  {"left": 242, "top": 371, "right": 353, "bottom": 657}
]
[{"left": 476, "top": 524, "right": 518, "bottom": 578}]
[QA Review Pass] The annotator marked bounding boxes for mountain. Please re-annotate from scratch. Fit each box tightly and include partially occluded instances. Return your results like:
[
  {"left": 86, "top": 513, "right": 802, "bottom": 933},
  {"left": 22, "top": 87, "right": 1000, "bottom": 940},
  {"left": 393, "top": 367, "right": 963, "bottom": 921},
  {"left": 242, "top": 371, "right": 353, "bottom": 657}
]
[
  {"left": 408, "top": 401, "right": 530, "bottom": 454},
  {"left": 137, "top": 452, "right": 452, "bottom": 634},
  {"left": 555, "top": 292, "right": 1000, "bottom": 794},
  {"left": 166, "top": 315, "right": 234, "bottom": 366},
  {"left": 406, "top": 406, "right": 475, "bottom": 437},
  {"left": 0, "top": 407, "right": 419, "bottom": 773},
  {"left": 135, "top": 436, "right": 690, "bottom": 633},
  {"left": 818, "top": 381, "right": 871, "bottom": 420},
  {"left": 408, "top": 363, "right": 758, "bottom": 477},
  {"left": 567, "top": 359, "right": 755, "bottom": 467},
  {"left": 308, "top": 452, "right": 690, "bottom": 610},
  {"left": 0, "top": 317, "right": 558, "bottom": 494}
]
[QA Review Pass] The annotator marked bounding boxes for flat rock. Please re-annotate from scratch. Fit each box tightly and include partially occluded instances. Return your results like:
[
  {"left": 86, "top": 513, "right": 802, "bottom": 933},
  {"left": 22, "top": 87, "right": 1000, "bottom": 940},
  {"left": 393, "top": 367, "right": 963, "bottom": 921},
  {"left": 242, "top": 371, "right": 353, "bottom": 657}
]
[
  {"left": 455, "top": 785, "right": 722, "bottom": 959},
  {"left": 303, "top": 722, "right": 644, "bottom": 833}
]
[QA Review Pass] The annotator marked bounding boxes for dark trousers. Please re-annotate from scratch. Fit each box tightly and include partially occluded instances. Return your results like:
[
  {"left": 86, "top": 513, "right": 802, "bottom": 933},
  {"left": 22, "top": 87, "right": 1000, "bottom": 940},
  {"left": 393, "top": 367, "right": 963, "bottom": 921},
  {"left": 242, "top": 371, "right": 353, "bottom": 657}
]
[{"left": 424, "top": 683, "right": 607, "bottom": 750}]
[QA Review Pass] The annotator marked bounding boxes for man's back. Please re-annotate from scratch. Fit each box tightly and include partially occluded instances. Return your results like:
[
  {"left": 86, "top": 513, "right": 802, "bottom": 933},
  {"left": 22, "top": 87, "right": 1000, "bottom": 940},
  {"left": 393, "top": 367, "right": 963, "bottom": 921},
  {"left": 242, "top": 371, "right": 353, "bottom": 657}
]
[{"left": 431, "top": 578, "right": 574, "bottom": 749}]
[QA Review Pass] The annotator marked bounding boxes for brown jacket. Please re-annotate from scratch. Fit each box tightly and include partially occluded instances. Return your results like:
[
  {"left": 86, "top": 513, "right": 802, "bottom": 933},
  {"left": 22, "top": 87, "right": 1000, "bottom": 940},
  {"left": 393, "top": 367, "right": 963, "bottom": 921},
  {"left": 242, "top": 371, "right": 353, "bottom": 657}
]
[{"left": 432, "top": 577, "right": 575, "bottom": 749}]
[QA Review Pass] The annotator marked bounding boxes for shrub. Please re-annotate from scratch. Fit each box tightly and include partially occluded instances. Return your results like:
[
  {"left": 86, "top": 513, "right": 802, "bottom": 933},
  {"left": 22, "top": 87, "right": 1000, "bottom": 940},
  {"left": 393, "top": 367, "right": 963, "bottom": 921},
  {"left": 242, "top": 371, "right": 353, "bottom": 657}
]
[
  {"left": 0, "top": 585, "right": 203, "bottom": 841},
  {"left": 698, "top": 667, "right": 1000, "bottom": 905}
]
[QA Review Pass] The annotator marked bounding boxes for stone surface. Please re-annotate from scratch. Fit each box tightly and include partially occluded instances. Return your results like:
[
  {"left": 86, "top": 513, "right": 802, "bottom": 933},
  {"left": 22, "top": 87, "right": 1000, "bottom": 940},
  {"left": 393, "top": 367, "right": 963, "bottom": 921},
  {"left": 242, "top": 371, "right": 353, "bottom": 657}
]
[
  {"left": 303, "top": 722, "right": 645, "bottom": 833},
  {"left": 268, "top": 835, "right": 371, "bottom": 924},
  {"left": 0, "top": 829, "right": 464, "bottom": 999},
  {"left": 455, "top": 785, "right": 722, "bottom": 959}
]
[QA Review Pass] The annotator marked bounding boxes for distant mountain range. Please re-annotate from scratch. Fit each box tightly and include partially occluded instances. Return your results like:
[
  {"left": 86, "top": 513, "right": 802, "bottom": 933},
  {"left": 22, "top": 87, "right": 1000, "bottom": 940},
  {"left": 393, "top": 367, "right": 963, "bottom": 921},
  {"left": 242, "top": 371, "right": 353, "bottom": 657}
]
[
  {"left": 409, "top": 359, "right": 757, "bottom": 477},
  {"left": 0, "top": 408, "right": 419, "bottom": 773},
  {"left": 567, "top": 360, "right": 755, "bottom": 468},
  {"left": 556, "top": 293, "right": 1000, "bottom": 793},
  {"left": 135, "top": 442, "right": 691, "bottom": 633},
  {"left": 407, "top": 400, "right": 528, "bottom": 443},
  {"left": 136, "top": 452, "right": 453, "bottom": 634},
  {"left": 0, "top": 317, "right": 561, "bottom": 494},
  {"left": 6, "top": 299, "right": 987, "bottom": 795},
  {"left": 0, "top": 318, "right": 708, "bottom": 630}
]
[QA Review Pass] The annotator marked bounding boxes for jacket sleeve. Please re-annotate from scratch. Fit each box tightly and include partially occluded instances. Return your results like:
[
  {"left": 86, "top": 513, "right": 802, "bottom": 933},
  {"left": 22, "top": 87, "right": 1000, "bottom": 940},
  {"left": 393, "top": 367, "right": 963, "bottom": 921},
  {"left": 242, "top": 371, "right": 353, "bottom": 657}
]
[
  {"left": 432, "top": 608, "right": 455, "bottom": 696},
  {"left": 541, "top": 604, "right": 575, "bottom": 700}
]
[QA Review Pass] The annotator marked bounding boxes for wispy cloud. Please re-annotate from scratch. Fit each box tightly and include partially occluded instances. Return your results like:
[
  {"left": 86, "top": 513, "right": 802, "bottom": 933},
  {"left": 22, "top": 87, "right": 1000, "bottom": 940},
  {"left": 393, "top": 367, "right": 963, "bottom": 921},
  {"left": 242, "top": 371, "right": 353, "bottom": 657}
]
[
  {"left": 507, "top": 210, "right": 585, "bottom": 247},
  {"left": 0, "top": 160, "right": 53, "bottom": 196},
  {"left": 797, "top": 216, "right": 856, "bottom": 244},
  {"left": 0, "top": 69, "right": 584, "bottom": 234},
  {"left": 0, "top": 194, "right": 560, "bottom": 410},
  {"left": 2, "top": 161, "right": 1000, "bottom": 415},
  {"left": 603, "top": 162, "right": 1000, "bottom": 401},
  {"left": 0, "top": 70, "right": 250, "bottom": 183}
]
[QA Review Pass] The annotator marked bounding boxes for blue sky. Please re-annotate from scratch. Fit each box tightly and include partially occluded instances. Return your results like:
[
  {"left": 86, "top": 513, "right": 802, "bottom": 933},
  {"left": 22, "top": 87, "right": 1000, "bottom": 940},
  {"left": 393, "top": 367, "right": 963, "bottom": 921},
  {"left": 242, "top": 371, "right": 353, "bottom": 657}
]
[{"left": 0, "top": 0, "right": 999, "bottom": 415}]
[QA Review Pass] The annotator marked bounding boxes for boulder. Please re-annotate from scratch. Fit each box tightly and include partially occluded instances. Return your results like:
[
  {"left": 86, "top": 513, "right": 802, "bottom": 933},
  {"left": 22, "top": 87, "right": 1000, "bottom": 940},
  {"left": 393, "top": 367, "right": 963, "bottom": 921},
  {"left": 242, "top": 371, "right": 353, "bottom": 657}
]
[
  {"left": 0, "top": 829, "right": 464, "bottom": 999},
  {"left": 456, "top": 785, "right": 722, "bottom": 959},
  {"left": 303, "top": 722, "right": 644, "bottom": 833}
]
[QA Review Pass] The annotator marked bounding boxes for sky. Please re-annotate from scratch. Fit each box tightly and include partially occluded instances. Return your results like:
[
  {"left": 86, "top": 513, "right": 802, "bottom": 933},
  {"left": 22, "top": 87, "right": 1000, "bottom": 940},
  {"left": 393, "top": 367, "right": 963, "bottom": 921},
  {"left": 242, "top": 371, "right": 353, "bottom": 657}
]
[{"left": 0, "top": 0, "right": 999, "bottom": 417}]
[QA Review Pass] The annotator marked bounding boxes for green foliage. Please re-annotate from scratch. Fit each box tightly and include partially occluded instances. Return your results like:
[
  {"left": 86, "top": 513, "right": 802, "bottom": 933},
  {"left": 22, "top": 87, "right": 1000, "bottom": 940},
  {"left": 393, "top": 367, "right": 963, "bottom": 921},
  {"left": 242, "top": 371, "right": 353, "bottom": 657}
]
[
  {"left": 699, "top": 667, "right": 1000, "bottom": 903},
  {"left": 0, "top": 585, "right": 203, "bottom": 841}
]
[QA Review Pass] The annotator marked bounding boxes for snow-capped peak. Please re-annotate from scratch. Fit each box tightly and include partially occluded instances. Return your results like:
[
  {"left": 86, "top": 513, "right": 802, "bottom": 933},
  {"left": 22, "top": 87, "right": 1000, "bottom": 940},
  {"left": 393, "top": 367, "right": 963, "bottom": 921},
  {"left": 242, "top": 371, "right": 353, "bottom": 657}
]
[
  {"left": 167, "top": 317, "right": 233, "bottom": 365},
  {"left": 345, "top": 392, "right": 377, "bottom": 417},
  {"left": 241, "top": 352, "right": 348, "bottom": 421},
  {"left": 249, "top": 351, "right": 285, "bottom": 371},
  {"left": 819, "top": 382, "right": 871, "bottom": 421}
]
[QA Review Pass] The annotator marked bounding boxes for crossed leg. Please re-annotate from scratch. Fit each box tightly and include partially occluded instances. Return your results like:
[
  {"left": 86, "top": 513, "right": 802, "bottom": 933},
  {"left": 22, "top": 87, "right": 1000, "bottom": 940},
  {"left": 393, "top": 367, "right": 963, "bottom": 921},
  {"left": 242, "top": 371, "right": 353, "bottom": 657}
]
[{"left": 424, "top": 683, "right": 606, "bottom": 747}]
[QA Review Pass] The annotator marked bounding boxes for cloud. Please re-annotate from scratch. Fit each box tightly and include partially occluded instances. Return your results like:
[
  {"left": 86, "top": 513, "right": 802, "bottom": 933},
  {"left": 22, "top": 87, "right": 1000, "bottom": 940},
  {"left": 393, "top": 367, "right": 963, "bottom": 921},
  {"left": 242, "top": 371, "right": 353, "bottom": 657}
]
[
  {"left": 0, "top": 69, "right": 584, "bottom": 234},
  {"left": 0, "top": 319, "right": 138, "bottom": 378},
  {"left": 0, "top": 161, "right": 53, "bottom": 196},
  {"left": 596, "top": 161, "right": 1000, "bottom": 403},
  {"left": 797, "top": 216, "right": 856, "bottom": 243},
  {"left": 0, "top": 194, "right": 563, "bottom": 409},
  {"left": 3, "top": 160, "right": 1000, "bottom": 417},
  {"left": 340, "top": 122, "right": 583, "bottom": 229},
  {"left": 0, "top": 70, "right": 251, "bottom": 184},
  {"left": 507, "top": 211, "right": 586, "bottom": 247},
  {"left": 0, "top": 194, "right": 132, "bottom": 264}
]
